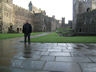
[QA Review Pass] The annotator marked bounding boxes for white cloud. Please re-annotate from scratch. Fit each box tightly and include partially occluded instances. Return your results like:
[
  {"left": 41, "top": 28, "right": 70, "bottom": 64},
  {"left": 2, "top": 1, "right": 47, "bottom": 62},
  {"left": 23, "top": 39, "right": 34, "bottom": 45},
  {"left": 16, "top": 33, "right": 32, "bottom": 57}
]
[{"left": 13, "top": 0, "right": 73, "bottom": 23}]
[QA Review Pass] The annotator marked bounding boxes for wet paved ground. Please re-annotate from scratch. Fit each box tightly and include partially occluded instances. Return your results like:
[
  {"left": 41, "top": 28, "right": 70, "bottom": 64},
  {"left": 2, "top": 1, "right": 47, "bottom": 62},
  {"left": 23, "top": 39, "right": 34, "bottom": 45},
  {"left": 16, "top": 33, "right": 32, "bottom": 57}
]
[{"left": 0, "top": 34, "right": 96, "bottom": 72}]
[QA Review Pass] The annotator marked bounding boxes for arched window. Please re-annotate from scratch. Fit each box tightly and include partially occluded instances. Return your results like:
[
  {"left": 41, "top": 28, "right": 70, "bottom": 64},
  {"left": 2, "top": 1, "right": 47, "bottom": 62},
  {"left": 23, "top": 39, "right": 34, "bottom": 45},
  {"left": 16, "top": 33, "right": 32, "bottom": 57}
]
[{"left": 79, "top": 28, "right": 81, "bottom": 32}]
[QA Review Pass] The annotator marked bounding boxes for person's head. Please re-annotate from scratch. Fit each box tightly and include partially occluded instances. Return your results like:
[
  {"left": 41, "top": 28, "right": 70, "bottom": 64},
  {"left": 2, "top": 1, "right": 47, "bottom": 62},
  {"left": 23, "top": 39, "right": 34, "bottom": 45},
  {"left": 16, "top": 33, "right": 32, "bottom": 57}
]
[{"left": 26, "top": 20, "right": 29, "bottom": 24}]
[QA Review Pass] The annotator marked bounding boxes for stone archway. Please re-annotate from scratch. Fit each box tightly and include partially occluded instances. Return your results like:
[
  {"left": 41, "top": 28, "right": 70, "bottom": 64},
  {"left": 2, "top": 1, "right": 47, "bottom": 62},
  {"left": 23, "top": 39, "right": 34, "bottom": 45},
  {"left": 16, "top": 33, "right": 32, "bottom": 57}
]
[
  {"left": 17, "top": 28, "right": 19, "bottom": 33},
  {"left": 8, "top": 25, "right": 13, "bottom": 33}
]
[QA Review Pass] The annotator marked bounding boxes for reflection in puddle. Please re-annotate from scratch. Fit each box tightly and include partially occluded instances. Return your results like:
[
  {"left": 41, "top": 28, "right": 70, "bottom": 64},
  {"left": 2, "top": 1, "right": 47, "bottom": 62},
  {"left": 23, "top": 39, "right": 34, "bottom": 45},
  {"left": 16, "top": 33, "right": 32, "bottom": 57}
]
[
  {"left": 0, "top": 39, "right": 16, "bottom": 67},
  {"left": 23, "top": 44, "right": 32, "bottom": 58}
]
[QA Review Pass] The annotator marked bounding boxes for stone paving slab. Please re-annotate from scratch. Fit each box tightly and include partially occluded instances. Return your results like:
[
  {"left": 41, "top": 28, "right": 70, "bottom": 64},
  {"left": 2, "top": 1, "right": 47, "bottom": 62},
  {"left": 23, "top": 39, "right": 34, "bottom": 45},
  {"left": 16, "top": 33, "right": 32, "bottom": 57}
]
[
  {"left": 44, "top": 62, "right": 81, "bottom": 72},
  {"left": 48, "top": 49, "right": 62, "bottom": 52},
  {"left": 11, "top": 59, "right": 24, "bottom": 68},
  {"left": 0, "top": 67, "right": 48, "bottom": 72},
  {"left": 0, "top": 66, "right": 10, "bottom": 72},
  {"left": 10, "top": 69, "right": 35, "bottom": 72},
  {"left": 40, "top": 52, "right": 49, "bottom": 56},
  {"left": 56, "top": 57, "right": 91, "bottom": 62},
  {"left": 23, "top": 61, "right": 45, "bottom": 70},
  {"left": 88, "top": 56, "right": 96, "bottom": 62},
  {"left": 79, "top": 63, "right": 96, "bottom": 72},
  {"left": 70, "top": 52, "right": 86, "bottom": 57},
  {"left": 49, "top": 52, "right": 71, "bottom": 56},
  {"left": 40, "top": 56, "right": 55, "bottom": 61}
]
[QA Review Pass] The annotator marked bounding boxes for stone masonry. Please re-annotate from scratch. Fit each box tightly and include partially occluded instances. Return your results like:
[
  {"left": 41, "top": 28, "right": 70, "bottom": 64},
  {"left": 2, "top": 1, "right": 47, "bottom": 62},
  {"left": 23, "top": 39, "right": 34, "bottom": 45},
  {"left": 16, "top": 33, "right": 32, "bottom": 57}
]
[
  {"left": 73, "top": 0, "right": 96, "bottom": 30},
  {"left": 0, "top": 0, "right": 60, "bottom": 33},
  {"left": 76, "top": 9, "right": 96, "bottom": 35}
]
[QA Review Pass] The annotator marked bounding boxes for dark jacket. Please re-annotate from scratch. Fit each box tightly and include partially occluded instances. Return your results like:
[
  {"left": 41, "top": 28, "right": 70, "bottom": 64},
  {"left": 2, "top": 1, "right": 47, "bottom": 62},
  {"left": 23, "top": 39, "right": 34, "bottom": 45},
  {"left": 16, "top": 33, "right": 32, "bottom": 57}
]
[{"left": 23, "top": 23, "right": 32, "bottom": 34}]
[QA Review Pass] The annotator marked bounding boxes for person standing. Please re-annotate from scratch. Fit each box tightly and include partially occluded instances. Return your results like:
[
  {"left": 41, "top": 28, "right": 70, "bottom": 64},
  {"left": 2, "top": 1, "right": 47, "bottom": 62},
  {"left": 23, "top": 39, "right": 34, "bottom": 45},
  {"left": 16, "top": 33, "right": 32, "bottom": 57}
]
[{"left": 23, "top": 21, "right": 32, "bottom": 44}]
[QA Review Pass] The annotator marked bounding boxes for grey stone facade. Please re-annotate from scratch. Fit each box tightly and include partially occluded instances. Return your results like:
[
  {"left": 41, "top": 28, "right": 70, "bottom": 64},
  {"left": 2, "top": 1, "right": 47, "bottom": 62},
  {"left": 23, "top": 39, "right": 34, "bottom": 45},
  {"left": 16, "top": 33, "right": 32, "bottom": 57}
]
[
  {"left": 33, "top": 14, "right": 60, "bottom": 32},
  {"left": 33, "top": 12, "right": 45, "bottom": 32},
  {"left": 76, "top": 9, "right": 96, "bottom": 35},
  {"left": 73, "top": 0, "right": 96, "bottom": 30},
  {"left": 0, "top": 0, "right": 14, "bottom": 33}
]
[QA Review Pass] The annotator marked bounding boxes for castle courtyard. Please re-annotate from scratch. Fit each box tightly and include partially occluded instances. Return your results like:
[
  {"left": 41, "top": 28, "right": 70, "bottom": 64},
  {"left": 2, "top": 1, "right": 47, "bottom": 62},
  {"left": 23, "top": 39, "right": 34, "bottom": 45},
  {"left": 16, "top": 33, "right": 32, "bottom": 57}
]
[
  {"left": 0, "top": 34, "right": 96, "bottom": 72},
  {"left": 0, "top": 0, "right": 96, "bottom": 72}
]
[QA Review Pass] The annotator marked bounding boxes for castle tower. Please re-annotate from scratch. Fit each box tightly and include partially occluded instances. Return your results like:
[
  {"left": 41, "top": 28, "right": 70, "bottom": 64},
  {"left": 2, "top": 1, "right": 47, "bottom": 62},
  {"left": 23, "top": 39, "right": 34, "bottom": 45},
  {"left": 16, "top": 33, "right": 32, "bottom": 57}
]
[
  {"left": 73, "top": 0, "right": 87, "bottom": 30},
  {"left": 61, "top": 17, "right": 65, "bottom": 27},
  {"left": 29, "top": 1, "right": 32, "bottom": 11},
  {"left": 73, "top": 0, "right": 79, "bottom": 30},
  {"left": 0, "top": 0, "right": 14, "bottom": 33}
]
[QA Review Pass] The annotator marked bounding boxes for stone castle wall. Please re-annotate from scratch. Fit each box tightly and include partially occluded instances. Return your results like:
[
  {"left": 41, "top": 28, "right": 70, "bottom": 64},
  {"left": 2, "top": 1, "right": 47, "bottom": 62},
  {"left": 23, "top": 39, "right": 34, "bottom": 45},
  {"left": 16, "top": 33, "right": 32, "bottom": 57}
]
[
  {"left": 73, "top": 0, "right": 96, "bottom": 30},
  {"left": 0, "top": 2, "right": 2, "bottom": 33},
  {"left": 33, "top": 13, "right": 45, "bottom": 32},
  {"left": 13, "top": 4, "right": 33, "bottom": 33},
  {"left": 76, "top": 9, "right": 96, "bottom": 35},
  {"left": 2, "top": 2, "right": 14, "bottom": 33},
  {"left": 0, "top": 0, "right": 60, "bottom": 33}
]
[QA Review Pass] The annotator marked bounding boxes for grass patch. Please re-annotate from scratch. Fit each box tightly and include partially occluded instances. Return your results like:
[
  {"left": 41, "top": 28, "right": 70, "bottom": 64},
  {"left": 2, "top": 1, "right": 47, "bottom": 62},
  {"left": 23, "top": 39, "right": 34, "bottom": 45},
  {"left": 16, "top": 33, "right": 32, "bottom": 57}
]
[
  {"left": 0, "top": 32, "right": 46, "bottom": 39},
  {"left": 31, "top": 32, "right": 96, "bottom": 43}
]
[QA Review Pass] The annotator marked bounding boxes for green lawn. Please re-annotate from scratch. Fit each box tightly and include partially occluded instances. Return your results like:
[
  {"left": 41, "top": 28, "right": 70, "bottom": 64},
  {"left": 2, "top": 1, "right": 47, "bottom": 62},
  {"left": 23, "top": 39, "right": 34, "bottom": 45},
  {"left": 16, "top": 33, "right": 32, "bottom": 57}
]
[
  {"left": 0, "top": 32, "right": 46, "bottom": 39},
  {"left": 31, "top": 32, "right": 96, "bottom": 43}
]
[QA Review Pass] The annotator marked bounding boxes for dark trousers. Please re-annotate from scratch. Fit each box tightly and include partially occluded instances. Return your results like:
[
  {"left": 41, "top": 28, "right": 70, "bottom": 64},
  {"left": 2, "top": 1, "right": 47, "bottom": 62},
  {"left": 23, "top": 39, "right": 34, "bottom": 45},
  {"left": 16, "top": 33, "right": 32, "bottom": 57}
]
[{"left": 24, "top": 33, "right": 31, "bottom": 44}]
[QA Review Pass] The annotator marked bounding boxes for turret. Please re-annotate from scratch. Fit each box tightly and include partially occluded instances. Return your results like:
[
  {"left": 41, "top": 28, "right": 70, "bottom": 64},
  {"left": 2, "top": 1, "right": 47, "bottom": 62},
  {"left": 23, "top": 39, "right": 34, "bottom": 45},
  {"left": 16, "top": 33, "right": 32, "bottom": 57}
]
[{"left": 28, "top": 1, "right": 32, "bottom": 11}]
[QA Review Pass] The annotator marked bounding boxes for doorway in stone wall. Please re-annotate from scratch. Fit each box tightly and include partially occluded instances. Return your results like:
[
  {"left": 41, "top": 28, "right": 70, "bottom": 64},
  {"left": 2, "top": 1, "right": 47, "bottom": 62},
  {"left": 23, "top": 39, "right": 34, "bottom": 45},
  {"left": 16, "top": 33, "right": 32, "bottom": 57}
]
[{"left": 17, "top": 28, "right": 19, "bottom": 33}]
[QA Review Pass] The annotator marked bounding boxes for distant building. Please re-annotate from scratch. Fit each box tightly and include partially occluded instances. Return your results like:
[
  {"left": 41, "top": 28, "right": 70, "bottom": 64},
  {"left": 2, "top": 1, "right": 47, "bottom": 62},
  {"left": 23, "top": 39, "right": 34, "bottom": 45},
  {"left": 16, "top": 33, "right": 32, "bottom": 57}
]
[
  {"left": 61, "top": 17, "right": 65, "bottom": 27},
  {"left": 61, "top": 18, "right": 72, "bottom": 29},
  {"left": 68, "top": 20, "right": 72, "bottom": 28}
]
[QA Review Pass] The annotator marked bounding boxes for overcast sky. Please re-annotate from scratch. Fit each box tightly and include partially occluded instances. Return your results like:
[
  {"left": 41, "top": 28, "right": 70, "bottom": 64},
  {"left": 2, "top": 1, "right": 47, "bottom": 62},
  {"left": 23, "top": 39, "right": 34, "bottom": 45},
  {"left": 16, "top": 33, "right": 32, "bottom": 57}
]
[{"left": 13, "top": 0, "right": 73, "bottom": 23}]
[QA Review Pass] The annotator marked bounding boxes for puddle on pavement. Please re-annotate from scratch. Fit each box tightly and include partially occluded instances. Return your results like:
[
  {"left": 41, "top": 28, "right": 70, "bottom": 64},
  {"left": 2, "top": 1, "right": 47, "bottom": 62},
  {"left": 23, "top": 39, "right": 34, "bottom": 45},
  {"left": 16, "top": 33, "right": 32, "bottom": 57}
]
[
  {"left": 0, "top": 39, "right": 96, "bottom": 72},
  {"left": 0, "top": 39, "right": 24, "bottom": 69},
  {"left": 0, "top": 40, "right": 16, "bottom": 67},
  {"left": 23, "top": 44, "right": 32, "bottom": 58}
]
